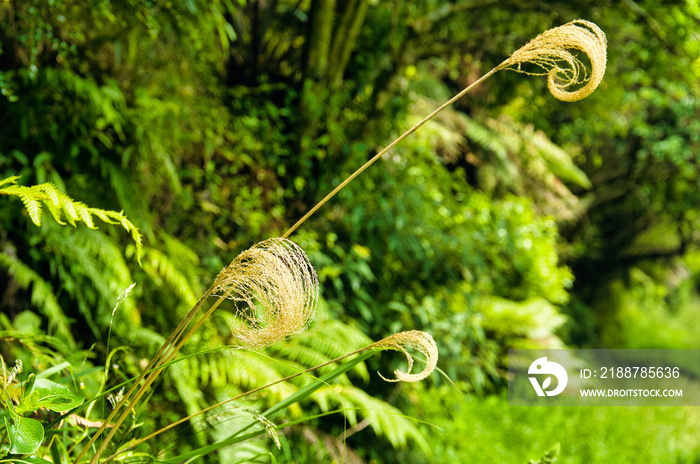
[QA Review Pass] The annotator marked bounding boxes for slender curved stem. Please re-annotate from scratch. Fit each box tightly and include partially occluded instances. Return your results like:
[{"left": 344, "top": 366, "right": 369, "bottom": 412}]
[{"left": 282, "top": 67, "right": 499, "bottom": 239}]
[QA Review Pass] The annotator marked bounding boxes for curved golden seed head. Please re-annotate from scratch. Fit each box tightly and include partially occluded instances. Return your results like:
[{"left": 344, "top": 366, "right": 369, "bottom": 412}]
[
  {"left": 371, "top": 330, "right": 438, "bottom": 383},
  {"left": 501, "top": 19, "right": 607, "bottom": 102}
]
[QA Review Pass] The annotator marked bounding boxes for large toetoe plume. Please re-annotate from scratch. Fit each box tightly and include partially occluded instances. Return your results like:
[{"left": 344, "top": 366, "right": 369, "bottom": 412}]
[{"left": 213, "top": 238, "right": 319, "bottom": 348}]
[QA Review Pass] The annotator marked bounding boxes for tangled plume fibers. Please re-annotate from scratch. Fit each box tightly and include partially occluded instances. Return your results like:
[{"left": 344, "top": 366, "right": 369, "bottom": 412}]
[
  {"left": 371, "top": 331, "right": 438, "bottom": 383},
  {"left": 212, "top": 238, "right": 319, "bottom": 348},
  {"left": 499, "top": 19, "right": 607, "bottom": 102}
]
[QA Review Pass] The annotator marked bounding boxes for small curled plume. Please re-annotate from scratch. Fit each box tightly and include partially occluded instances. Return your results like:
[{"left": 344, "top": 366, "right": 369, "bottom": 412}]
[
  {"left": 370, "top": 331, "right": 438, "bottom": 383},
  {"left": 498, "top": 19, "right": 607, "bottom": 102},
  {"left": 212, "top": 238, "right": 319, "bottom": 348}
]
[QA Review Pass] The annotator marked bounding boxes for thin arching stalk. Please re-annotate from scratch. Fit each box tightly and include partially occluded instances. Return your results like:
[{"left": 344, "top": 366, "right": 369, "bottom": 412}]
[
  {"left": 283, "top": 19, "right": 606, "bottom": 238},
  {"left": 282, "top": 69, "right": 498, "bottom": 239}
]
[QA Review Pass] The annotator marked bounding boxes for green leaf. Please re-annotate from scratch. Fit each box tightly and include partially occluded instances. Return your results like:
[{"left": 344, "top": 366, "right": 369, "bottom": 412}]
[
  {"left": 17, "top": 379, "right": 84, "bottom": 414},
  {"left": 8, "top": 416, "right": 44, "bottom": 455},
  {"left": 20, "top": 195, "right": 42, "bottom": 226},
  {"left": 9, "top": 457, "right": 54, "bottom": 464},
  {"left": 24, "top": 373, "right": 37, "bottom": 396},
  {"left": 36, "top": 362, "right": 71, "bottom": 380}
]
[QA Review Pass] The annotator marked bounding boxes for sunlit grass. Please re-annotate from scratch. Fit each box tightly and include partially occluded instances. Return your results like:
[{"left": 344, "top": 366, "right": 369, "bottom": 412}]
[{"left": 414, "top": 388, "right": 700, "bottom": 463}]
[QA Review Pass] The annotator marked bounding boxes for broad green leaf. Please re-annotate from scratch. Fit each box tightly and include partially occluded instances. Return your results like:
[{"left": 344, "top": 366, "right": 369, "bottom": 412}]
[
  {"left": 10, "top": 457, "right": 53, "bottom": 464},
  {"left": 17, "top": 378, "right": 84, "bottom": 414},
  {"left": 8, "top": 416, "right": 44, "bottom": 455}
]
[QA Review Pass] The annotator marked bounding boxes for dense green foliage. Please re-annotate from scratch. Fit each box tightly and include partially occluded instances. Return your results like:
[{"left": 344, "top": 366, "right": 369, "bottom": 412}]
[{"left": 1, "top": 0, "right": 700, "bottom": 462}]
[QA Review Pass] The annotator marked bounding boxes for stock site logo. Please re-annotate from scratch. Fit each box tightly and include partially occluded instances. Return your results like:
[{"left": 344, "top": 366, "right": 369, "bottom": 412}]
[{"left": 528, "top": 357, "right": 568, "bottom": 396}]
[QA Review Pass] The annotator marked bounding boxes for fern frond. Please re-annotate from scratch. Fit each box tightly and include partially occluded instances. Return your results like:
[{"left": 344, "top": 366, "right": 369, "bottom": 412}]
[
  {"left": 227, "top": 350, "right": 295, "bottom": 395},
  {"left": 0, "top": 254, "right": 76, "bottom": 347},
  {"left": 142, "top": 247, "right": 198, "bottom": 306},
  {"left": 267, "top": 341, "right": 336, "bottom": 376},
  {"left": 0, "top": 331, "right": 74, "bottom": 367},
  {"left": 476, "top": 296, "right": 567, "bottom": 346},
  {"left": 44, "top": 226, "right": 136, "bottom": 329},
  {"left": 293, "top": 319, "right": 372, "bottom": 381},
  {"left": 313, "top": 385, "right": 430, "bottom": 451},
  {"left": 518, "top": 123, "right": 592, "bottom": 188},
  {"left": 21, "top": 193, "right": 43, "bottom": 226},
  {"left": 46, "top": 199, "right": 67, "bottom": 225},
  {"left": 0, "top": 175, "right": 20, "bottom": 188},
  {"left": 0, "top": 176, "right": 143, "bottom": 261},
  {"left": 38, "top": 183, "right": 61, "bottom": 208}
]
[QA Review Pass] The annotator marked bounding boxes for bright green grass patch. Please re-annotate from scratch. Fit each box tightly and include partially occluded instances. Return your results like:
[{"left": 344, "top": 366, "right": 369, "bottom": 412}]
[{"left": 411, "top": 387, "right": 700, "bottom": 464}]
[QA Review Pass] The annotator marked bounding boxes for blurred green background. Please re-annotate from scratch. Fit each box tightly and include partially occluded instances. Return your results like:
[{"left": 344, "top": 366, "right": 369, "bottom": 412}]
[{"left": 1, "top": 0, "right": 700, "bottom": 462}]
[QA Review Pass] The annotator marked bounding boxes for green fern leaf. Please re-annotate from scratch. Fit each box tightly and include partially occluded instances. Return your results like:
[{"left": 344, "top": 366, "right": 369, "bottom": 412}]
[
  {"left": 46, "top": 201, "right": 67, "bottom": 225},
  {"left": 76, "top": 204, "right": 97, "bottom": 229},
  {"left": 313, "top": 385, "right": 430, "bottom": 451},
  {"left": 142, "top": 247, "right": 197, "bottom": 305},
  {"left": 90, "top": 208, "right": 120, "bottom": 224},
  {"left": 0, "top": 253, "right": 76, "bottom": 347},
  {"left": 60, "top": 195, "right": 79, "bottom": 225},
  {"left": 0, "top": 175, "right": 20, "bottom": 188},
  {"left": 21, "top": 194, "right": 43, "bottom": 226},
  {"left": 44, "top": 226, "right": 135, "bottom": 329},
  {"left": 38, "top": 183, "right": 61, "bottom": 207},
  {"left": 0, "top": 176, "right": 143, "bottom": 261}
]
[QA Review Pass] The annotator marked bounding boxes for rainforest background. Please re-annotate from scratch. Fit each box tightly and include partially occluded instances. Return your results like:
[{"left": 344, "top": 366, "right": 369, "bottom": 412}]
[{"left": 2, "top": 0, "right": 700, "bottom": 462}]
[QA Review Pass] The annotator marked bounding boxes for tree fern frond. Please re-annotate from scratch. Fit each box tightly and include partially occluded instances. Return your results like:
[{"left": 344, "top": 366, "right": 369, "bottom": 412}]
[
  {"left": 0, "top": 176, "right": 143, "bottom": 262},
  {"left": 226, "top": 351, "right": 299, "bottom": 411},
  {"left": 0, "top": 331, "right": 74, "bottom": 367},
  {"left": 476, "top": 296, "right": 567, "bottom": 345},
  {"left": 142, "top": 247, "right": 198, "bottom": 306},
  {"left": 406, "top": 79, "right": 590, "bottom": 222},
  {"left": 77, "top": 204, "right": 97, "bottom": 229},
  {"left": 0, "top": 254, "right": 76, "bottom": 347},
  {"left": 313, "top": 385, "right": 430, "bottom": 451},
  {"left": 90, "top": 208, "right": 120, "bottom": 225},
  {"left": 267, "top": 342, "right": 336, "bottom": 376},
  {"left": 519, "top": 123, "right": 592, "bottom": 188},
  {"left": 302, "top": 320, "right": 373, "bottom": 354},
  {"left": 126, "top": 326, "right": 167, "bottom": 351},
  {"left": 227, "top": 350, "right": 285, "bottom": 392},
  {"left": 59, "top": 193, "right": 80, "bottom": 224},
  {"left": 44, "top": 226, "right": 136, "bottom": 329},
  {"left": 169, "top": 357, "right": 207, "bottom": 424},
  {"left": 294, "top": 320, "right": 372, "bottom": 381}
]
